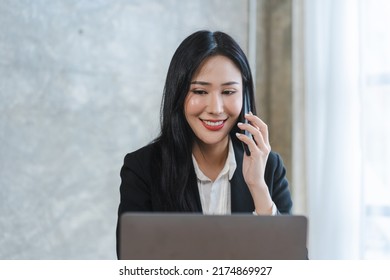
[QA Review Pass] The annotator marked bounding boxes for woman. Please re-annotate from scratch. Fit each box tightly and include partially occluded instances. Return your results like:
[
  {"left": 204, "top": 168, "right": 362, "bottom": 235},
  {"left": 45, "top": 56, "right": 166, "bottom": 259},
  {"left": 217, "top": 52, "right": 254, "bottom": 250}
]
[{"left": 116, "top": 30, "right": 292, "bottom": 250}]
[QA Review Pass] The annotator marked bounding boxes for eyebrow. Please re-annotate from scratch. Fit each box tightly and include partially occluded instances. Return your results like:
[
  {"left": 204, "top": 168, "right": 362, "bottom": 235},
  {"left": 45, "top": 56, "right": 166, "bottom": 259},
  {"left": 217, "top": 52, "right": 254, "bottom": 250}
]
[{"left": 190, "top": 81, "right": 240, "bottom": 86}]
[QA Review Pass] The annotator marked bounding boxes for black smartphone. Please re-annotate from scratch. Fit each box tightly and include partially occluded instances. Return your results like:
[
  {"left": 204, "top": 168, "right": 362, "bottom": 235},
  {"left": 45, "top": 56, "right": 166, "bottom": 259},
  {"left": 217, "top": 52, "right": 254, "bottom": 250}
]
[{"left": 240, "top": 92, "right": 252, "bottom": 156}]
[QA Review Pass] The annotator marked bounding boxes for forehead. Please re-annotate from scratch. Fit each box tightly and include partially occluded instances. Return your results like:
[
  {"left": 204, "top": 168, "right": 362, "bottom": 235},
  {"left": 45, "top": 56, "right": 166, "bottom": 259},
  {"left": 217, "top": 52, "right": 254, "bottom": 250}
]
[{"left": 192, "top": 55, "right": 242, "bottom": 82}]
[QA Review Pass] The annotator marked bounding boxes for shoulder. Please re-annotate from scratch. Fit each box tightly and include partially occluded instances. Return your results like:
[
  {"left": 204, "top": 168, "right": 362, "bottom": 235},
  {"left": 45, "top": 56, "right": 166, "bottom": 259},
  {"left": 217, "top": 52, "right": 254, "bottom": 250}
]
[
  {"left": 121, "top": 141, "right": 162, "bottom": 184},
  {"left": 266, "top": 151, "right": 285, "bottom": 172},
  {"left": 118, "top": 142, "right": 163, "bottom": 217},
  {"left": 264, "top": 151, "right": 288, "bottom": 193},
  {"left": 265, "top": 151, "right": 292, "bottom": 213},
  {"left": 123, "top": 141, "right": 161, "bottom": 168},
  {"left": 264, "top": 151, "right": 288, "bottom": 192}
]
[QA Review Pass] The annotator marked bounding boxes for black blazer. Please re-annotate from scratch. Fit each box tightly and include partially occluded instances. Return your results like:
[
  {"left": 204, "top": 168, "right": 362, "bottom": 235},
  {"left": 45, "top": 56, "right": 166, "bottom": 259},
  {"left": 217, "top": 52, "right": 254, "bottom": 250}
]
[
  {"left": 117, "top": 139, "right": 292, "bottom": 215},
  {"left": 116, "top": 139, "right": 293, "bottom": 256}
]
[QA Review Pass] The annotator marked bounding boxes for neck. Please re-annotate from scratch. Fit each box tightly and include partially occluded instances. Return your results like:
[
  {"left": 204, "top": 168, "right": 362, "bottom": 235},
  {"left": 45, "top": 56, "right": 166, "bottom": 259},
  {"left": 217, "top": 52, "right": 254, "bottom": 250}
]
[{"left": 192, "top": 137, "right": 229, "bottom": 170}]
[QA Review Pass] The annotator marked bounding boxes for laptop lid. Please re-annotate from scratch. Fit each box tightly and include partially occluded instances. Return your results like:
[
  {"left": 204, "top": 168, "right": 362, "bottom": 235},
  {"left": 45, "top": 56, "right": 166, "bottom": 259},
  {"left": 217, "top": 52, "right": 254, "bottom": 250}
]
[{"left": 119, "top": 213, "right": 308, "bottom": 260}]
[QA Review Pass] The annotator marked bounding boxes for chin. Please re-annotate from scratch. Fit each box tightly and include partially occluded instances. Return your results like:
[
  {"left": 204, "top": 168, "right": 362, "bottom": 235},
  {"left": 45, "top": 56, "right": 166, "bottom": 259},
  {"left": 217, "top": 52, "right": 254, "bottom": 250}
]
[{"left": 196, "top": 134, "right": 230, "bottom": 146}]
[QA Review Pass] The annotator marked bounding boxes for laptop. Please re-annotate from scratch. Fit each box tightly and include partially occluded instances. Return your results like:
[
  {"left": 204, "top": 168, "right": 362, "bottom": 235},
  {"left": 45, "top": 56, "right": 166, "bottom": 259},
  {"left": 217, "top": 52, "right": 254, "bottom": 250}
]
[{"left": 119, "top": 213, "right": 308, "bottom": 260}]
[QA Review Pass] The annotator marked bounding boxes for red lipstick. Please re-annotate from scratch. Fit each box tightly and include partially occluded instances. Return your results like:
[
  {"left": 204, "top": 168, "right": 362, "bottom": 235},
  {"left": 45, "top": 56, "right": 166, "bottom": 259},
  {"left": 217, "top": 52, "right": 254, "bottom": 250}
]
[{"left": 201, "top": 119, "right": 226, "bottom": 131}]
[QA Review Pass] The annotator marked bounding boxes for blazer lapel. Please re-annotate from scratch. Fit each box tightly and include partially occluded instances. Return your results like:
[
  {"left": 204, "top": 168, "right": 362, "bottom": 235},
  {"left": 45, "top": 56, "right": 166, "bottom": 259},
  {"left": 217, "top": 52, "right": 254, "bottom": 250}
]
[{"left": 230, "top": 140, "right": 255, "bottom": 213}]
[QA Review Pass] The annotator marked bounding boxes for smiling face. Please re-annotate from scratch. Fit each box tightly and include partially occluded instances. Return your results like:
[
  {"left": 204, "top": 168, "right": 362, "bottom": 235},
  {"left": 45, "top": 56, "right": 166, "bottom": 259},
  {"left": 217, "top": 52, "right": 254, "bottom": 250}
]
[{"left": 184, "top": 55, "right": 243, "bottom": 149}]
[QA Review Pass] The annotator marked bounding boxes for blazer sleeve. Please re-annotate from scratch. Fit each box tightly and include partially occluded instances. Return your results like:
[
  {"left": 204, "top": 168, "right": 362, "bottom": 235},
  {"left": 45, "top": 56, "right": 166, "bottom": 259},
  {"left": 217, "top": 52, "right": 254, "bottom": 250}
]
[
  {"left": 265, "top": 151, "right": 293, "bottom": 214},
  {"left": 116, "top": 149, "right": 154, "bottom": 258},
  {"left": 118, "top": 153, "right": 152, "bottom": 214}
]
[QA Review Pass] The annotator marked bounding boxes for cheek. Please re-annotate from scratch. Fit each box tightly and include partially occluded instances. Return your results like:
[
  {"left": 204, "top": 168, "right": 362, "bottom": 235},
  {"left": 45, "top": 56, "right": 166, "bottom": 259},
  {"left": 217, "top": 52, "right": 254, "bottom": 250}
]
[
  {"left": 226, "top": 95, "right": 243, "bottom": 117},
  {"left": 184, "top": 95, "right": 205, "bottom": 116}
]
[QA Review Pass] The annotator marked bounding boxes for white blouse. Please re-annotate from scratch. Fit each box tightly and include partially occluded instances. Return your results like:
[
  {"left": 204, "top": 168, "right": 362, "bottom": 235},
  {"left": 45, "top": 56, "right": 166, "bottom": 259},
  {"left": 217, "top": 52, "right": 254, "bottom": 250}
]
[{"left": 192, "top": 139, "right": 237, "bottom": 215}]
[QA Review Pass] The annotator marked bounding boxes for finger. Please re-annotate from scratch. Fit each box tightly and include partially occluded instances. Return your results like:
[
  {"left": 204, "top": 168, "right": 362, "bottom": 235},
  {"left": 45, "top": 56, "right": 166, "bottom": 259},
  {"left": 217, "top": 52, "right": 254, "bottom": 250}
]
[
  {"left": 237, "top": 122, "right": 269, "bottom": 152},
  {"left": 235, "top": 132, "right": 259, "bottom": 156},
  {"left": 245, "top": 113, "right": 268, "bottom": 137},
  {"left": 244, "top": 113, "right": 270, "bottom": 146}
]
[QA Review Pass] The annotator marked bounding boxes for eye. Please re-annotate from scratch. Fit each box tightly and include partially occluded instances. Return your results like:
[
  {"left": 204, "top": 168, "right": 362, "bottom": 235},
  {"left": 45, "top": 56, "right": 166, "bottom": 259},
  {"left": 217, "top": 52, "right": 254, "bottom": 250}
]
[
  {"left": 222, "top": 89, "right": 236, "bottom": 95},
  {"left": 192, "top": 89, "right": 207, "bottom": 95}
]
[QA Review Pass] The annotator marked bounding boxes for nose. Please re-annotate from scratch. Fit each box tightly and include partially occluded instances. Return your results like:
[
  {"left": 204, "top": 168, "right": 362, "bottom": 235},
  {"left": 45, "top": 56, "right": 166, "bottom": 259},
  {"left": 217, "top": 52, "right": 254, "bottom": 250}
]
[{"left": 207, "top": 93, "right": 224, "bottom": 115}]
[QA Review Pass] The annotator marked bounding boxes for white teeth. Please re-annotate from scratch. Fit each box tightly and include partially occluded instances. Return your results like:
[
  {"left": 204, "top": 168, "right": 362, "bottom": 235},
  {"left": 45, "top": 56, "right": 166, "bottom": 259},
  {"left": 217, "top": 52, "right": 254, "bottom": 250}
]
[{"left": 203, "top": 120, "right": 223, "bottom": 126}]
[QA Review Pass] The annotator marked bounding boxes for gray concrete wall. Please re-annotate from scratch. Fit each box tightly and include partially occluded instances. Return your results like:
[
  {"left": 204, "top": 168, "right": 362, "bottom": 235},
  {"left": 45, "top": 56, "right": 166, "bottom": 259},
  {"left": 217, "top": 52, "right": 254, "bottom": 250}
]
[{"left": 0, "top": 0, "right": 250, "bottom": 259}]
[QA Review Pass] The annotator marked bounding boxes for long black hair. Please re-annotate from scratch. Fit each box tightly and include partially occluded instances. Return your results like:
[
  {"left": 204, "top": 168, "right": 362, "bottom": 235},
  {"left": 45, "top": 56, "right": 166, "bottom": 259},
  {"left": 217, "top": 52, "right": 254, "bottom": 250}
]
[{"left": 153, "top": 30, "right": 256, "bottom": 211}]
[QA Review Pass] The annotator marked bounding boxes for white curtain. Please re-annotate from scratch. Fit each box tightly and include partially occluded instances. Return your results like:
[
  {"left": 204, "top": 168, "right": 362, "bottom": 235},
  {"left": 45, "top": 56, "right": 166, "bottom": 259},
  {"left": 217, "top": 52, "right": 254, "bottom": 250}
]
[{"left": 304, "top": 0, "right": 363, "bottom": 259}]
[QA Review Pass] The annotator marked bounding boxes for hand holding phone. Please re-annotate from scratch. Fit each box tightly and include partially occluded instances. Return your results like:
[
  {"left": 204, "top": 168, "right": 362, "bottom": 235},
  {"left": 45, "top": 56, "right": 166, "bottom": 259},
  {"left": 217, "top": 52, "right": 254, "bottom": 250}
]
[{"left": 236, "top": 95, "right": 273, "bottom": 213}]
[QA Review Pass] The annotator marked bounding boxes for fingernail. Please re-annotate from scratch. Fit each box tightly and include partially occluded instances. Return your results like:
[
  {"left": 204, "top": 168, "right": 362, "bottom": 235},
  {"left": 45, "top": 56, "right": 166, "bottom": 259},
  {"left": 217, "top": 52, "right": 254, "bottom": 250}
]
[
  {"left": 237, "top": 122, "right": 243, "bottom": 126},
  {"left": 236, "top": 133, "right": 241, "bottom": 137}
]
